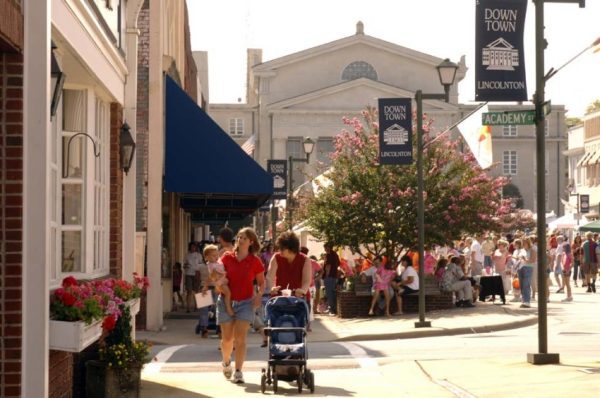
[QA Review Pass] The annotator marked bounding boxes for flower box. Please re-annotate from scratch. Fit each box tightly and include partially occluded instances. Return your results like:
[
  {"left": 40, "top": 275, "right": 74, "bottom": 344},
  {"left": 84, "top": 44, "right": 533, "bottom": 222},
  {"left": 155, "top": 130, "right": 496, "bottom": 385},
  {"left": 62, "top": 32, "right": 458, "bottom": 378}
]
[
  {"left": 126, "top": 298, "right": 140, "bottom": 316},
  {"left": 49, "top": 319, "right": 102, "bottom": 352}
]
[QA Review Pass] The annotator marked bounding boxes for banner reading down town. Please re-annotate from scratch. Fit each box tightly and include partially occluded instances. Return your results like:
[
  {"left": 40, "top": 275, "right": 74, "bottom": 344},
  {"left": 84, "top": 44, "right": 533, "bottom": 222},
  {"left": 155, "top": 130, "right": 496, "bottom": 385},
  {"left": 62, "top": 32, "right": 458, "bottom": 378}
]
[
  {"left": 378, "top": 98, "right": 412, "bottom": 165},
  {"left": 475, "top": 0, "right": 527, "bottom": 102}
]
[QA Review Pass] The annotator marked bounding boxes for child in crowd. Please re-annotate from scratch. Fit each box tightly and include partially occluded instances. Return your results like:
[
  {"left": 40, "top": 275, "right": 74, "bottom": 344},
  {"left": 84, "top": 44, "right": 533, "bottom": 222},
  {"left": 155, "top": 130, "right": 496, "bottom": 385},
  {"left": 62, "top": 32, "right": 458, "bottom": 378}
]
[{"left": 202, "top": 244, "right": 234, "bottom": 316}]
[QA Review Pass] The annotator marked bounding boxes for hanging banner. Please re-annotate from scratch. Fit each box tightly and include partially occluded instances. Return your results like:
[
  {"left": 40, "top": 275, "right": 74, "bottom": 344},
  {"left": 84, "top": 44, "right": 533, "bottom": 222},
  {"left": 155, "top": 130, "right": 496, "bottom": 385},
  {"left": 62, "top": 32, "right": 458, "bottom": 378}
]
[
  {"left": 378, "top": 98, "right": 412, "bottom": 165},
  {"left": 580, "top": 194, "right": 590, "bottom": 214},
  {"left": 267, "top": 160, "right": 287, "bottom": 199},
  {"left": 475, "top": 0, "right": 528, "bottom": 102}
]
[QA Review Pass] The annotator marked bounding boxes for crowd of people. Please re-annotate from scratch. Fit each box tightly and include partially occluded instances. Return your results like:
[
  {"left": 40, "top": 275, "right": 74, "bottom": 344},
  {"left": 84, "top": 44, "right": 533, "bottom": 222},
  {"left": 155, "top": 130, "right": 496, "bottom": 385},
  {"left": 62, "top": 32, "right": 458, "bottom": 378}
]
[{"left": 170, "top": 226, "right": 599, "bottom": 384}]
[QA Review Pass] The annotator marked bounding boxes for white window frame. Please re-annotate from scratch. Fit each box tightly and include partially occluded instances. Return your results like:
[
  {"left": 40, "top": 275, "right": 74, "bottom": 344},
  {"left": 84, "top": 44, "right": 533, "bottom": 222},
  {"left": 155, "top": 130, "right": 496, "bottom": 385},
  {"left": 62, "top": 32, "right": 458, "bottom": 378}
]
[
  {"left": 545, "top": 118, "right": 550, "bottom": 137},
  {"left": 50, "top": 88, "right": 110, "bottom": 287},
  {"left": 228, "top": 118, "right": 244, "bottom": 136},
  {"left": 502, "top": 150, "right": 518, "bottom": 175},
  {"left": 502, "top": 125, "right": 517, "bottom": 137}
]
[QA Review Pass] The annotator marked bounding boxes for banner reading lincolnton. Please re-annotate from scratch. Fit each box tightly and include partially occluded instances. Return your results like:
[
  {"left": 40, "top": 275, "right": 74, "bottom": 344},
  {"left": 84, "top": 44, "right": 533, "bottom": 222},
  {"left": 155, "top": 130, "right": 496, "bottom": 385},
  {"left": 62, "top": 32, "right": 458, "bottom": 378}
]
[
  {"left": 378, "top": 98, "right": 412, "bottom": 165},
  {"left": 475, "top": 0, "right": 527, "bottom": 102}
]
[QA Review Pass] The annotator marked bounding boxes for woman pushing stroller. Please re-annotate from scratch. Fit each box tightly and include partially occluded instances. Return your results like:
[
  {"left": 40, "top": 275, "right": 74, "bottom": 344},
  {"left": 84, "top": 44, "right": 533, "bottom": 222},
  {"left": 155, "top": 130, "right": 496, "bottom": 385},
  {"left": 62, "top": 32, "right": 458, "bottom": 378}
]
[{"left": 266, "top": 231, "right": 312, "bottom": 302}]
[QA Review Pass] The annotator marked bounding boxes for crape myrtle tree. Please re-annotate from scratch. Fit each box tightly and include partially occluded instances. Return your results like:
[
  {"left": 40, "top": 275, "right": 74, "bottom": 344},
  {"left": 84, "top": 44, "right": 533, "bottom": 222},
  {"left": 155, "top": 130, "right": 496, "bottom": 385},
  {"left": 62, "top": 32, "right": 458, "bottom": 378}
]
[{"left": 304, "top": 107, "right": 510, "bottom": 260}]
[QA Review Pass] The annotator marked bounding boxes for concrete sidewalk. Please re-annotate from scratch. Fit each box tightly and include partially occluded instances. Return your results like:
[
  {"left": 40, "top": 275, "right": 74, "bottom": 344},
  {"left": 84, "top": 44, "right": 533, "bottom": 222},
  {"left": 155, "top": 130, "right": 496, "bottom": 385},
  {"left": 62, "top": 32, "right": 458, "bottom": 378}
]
[
  {"left": 137, "top": 299, "right": 537, "bottom": 346},
  {"left": 138, "top": 295, "right": 600, "bottom": 397}
]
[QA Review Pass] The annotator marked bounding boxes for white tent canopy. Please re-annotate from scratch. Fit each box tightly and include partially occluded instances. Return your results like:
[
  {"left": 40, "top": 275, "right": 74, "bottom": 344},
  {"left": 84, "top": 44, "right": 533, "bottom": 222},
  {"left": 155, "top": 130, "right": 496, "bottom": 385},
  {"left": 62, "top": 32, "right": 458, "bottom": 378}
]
[{"left": 548, "top": 212, "right": 588, "bottom": 230}]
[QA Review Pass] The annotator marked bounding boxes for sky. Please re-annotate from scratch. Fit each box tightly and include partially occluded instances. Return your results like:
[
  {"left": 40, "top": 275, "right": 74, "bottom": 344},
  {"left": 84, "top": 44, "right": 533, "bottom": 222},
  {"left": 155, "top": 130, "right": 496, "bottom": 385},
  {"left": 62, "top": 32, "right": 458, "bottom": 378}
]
[{"left": 187, "top": 0, "right": 599, "bottom": 117}]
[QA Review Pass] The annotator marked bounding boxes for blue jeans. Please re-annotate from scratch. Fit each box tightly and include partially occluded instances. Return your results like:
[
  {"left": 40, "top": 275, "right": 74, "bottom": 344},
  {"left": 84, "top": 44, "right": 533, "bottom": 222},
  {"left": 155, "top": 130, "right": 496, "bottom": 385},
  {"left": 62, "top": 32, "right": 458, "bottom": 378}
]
[
  {"left": 324, "top": 277, "right": 337, "bottom": 314},
  {"left": 197, "top": 289, "right": 217, "bottom": 330},
  {"left": 518, "top": 266, "right": 534, "bottom": 304}
]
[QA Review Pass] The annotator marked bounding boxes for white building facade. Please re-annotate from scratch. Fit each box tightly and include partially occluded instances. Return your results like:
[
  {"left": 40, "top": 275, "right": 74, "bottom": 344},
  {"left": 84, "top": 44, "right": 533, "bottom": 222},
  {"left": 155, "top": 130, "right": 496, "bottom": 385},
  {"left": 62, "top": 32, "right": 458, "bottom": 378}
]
[{"left": 208, "top": 22, "right": 567, "bottom": 217}]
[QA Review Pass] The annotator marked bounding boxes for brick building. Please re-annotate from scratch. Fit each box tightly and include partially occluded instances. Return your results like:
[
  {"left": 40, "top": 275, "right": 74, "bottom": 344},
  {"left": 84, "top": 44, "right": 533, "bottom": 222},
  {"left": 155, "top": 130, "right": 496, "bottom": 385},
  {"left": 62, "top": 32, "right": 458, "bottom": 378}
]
[{"left": 1, "top": 1, "right": 24, "bottom": 396}]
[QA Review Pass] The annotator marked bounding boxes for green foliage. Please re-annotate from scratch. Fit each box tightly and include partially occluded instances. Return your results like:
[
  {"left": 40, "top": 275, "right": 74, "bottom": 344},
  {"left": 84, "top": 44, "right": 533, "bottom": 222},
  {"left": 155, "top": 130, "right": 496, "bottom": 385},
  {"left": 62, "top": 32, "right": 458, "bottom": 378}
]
[
  {"left": 99, "top": 306, "right": 152, "bottom": 380},
  {"left": 566, "top": 116, "right": 582, "bottom": 128},
  {"left": 304, "top": 108, "right": 508, "bottom": 260},
  {"left": 585, "top": 99, "right": 600, "bottom": 116},
  {"left": 502, "top": 183, "right": 524, "bottom": 209}
]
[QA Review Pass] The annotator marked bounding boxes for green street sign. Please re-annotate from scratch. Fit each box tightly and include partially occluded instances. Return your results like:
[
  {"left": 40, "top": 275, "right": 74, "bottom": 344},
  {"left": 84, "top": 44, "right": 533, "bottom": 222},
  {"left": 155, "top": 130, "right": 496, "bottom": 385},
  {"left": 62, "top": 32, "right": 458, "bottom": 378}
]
[{"left": 482, "top": 110, "right": 536, "bottom": 125}]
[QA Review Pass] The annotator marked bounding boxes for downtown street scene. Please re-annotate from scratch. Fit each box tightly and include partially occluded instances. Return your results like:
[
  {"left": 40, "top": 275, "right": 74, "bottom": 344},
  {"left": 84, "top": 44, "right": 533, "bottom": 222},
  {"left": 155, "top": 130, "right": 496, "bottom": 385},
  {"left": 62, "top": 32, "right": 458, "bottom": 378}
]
[{"left": 1, "top": 0, "right": 599, "bottom": 397}]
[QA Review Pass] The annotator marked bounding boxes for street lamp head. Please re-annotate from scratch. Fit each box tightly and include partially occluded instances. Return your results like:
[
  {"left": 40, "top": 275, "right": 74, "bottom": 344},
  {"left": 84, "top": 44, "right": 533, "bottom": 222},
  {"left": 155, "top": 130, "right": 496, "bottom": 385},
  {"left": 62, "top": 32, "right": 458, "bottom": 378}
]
[
  {"left": 436, "top": 58, "right": 459, "bottom": 87},
  {"left": 302, "top": 137, "right": 315, "bottom": 160}
]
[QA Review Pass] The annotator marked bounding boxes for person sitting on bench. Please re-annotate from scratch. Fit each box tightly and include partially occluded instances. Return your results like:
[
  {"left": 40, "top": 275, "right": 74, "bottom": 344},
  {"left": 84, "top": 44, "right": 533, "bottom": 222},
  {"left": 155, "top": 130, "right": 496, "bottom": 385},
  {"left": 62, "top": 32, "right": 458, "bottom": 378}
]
[{"left": 391, "top": 255, "right": 420, "bottom": 316}]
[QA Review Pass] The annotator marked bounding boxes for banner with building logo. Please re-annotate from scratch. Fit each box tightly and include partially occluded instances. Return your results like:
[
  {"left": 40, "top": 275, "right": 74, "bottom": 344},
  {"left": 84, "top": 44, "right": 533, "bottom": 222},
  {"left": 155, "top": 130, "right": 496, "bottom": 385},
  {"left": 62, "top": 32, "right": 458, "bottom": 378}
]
[
  {"left": 378, "top": 98, "right": 412, "bottom": 165},
  {"left": 580, "top": 194, "right": 590, "bottom": 214},
  {"left": 475, "top": 0, "right": 527, "bottom": 102},
  {"left": 267, "top": 160, "right": 287, "bottom": 199}
]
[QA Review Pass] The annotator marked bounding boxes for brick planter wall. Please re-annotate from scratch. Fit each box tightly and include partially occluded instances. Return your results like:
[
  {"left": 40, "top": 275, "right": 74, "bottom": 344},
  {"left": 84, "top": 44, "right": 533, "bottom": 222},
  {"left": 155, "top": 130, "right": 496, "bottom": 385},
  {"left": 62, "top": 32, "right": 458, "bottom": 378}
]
[
  {"left": 49, "top": 351, "right": 73, "bottom": 398},
  {"left": 336, "top": 289, "right": 454, "bottom": 319}
]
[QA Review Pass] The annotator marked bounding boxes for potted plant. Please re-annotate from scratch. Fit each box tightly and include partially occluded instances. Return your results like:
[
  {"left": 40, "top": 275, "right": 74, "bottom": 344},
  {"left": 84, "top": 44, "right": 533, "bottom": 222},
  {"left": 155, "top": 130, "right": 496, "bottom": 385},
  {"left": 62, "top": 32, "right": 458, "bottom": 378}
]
[
  {"left": 86, "top": 305, "right": 152, "bottom": 398},
  {"left": 84, "top": 276, "right": 151, "bottom": 397},
  {"left": 49, "top": 276, "right": 110, "bottom": 352}
]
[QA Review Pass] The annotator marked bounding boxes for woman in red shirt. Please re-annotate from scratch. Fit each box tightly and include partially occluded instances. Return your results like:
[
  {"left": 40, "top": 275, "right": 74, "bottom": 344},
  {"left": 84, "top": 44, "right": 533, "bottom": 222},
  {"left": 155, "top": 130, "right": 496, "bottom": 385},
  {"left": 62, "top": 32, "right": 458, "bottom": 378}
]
[
  {"left": 266, "top": 232, "right": 312, "bottom": 299},
  {"left": 218, "top": 227, "right": 265, "bottom": 384}
]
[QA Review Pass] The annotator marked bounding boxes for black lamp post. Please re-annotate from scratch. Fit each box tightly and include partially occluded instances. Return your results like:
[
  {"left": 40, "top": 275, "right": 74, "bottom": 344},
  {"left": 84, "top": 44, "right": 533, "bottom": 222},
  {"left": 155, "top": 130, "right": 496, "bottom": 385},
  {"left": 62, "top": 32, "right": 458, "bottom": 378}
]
[
  {"left": 50, "top": 41, "right": 66, "bottom": 119},
  {"left": 287, "top": 137, "right": 315, "bottom": 229},
  {"left": 414, "top": 58, "right": 458, "bottom": 328},
  {"left": 120, "top": 122, "right": 136, "bottom": 174},
  {"left": 528, "top": 0, "right": 586, "bottom": 366}
]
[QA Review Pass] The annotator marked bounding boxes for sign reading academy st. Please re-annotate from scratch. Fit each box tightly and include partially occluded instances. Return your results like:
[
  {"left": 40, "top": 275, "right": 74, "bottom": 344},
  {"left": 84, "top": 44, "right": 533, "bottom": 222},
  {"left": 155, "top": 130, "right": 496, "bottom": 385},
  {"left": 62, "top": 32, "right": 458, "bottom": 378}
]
[
  {"left": 267, "top": 160, "right": 287, "bottom": 199},
  {"left": 378, "top": 98, "right": 412, "bottom": 165},
  {"left": 475, "top": 0, "right": 527, "bottom": 102}
]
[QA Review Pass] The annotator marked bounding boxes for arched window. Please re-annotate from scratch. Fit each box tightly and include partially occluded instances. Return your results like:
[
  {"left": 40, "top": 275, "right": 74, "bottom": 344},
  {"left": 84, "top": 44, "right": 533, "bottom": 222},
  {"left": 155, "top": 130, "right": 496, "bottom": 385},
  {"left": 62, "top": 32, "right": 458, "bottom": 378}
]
[{"left": 341, "top": 61, "right": 378, "bottom": 81}]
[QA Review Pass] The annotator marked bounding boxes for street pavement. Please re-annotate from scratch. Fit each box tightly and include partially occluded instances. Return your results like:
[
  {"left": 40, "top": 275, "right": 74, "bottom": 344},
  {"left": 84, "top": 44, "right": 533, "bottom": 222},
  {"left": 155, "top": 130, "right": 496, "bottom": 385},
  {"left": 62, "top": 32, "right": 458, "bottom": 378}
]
[{"left": 137, "top": 291, "right": 600, "bottom": 397}]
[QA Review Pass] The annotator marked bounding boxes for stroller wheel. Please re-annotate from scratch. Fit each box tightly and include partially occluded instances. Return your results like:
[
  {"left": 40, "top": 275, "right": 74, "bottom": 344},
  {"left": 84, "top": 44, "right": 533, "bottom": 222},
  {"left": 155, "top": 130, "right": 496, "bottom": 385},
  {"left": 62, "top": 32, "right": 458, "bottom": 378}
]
[
  {"left": 308, "top": 371, "right": 315, "bottom": 393},
  {"left": 297, "top": 373, "right": 303, "bottom": 393},
  {"left": 260, "top": 373, "right": 267, "bottom": 394},
  {"left": 273, "top": 373, "right": 278, "bottom": 393}
]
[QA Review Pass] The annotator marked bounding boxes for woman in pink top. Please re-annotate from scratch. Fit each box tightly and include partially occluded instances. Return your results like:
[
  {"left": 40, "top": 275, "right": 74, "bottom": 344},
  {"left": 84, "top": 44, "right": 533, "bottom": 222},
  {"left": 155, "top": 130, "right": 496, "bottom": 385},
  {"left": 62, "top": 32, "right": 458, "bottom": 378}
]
[
  {"left": 368, "top": 258, "right": 396, "bottom": 317},
  {"left": 493, "top": 239, "right": 511, "bottom": 294}
]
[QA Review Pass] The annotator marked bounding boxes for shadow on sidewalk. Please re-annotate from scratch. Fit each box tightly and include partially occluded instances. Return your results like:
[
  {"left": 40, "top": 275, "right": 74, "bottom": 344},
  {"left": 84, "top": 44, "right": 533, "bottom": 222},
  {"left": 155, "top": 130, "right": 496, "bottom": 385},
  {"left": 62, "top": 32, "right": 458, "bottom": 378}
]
[{"left": 141, "top": 380, "right": 211, "bottom": 397}]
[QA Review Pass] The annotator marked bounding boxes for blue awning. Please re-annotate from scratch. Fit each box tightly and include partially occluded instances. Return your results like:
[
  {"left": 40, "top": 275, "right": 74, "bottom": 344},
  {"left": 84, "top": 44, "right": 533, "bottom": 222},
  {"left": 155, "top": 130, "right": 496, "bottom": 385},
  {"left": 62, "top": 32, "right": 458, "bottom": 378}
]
[{"left": 164, "top": 75, "right": 272, "bottom": 220}]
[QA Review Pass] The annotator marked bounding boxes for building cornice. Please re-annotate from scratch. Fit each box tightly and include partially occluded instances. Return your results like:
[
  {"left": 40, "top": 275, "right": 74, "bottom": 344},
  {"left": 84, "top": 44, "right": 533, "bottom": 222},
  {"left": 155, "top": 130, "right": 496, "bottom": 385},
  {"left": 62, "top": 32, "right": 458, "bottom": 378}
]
[
  {"left": 54, "top": 0, "right": 128, "bottom": 83},
  {"left": 265, "top": 78, "right": 459, "bottom": 112},
  {"left": 253, "top": 33, "right": 466, "bottom": 84}
]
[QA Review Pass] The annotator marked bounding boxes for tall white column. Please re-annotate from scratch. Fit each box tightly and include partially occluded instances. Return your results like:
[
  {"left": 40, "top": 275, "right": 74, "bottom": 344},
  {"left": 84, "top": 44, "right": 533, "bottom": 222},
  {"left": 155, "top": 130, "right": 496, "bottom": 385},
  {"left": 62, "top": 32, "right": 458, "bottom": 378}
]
[
  {"left": 22, "top": 0, "right": 50, "bottom": 395},
  {"left": 122, "top": 0, "right": 145, "bottom": 283},
  {"left": 146, "top": 0, "right": 164, "bottom": 330}
]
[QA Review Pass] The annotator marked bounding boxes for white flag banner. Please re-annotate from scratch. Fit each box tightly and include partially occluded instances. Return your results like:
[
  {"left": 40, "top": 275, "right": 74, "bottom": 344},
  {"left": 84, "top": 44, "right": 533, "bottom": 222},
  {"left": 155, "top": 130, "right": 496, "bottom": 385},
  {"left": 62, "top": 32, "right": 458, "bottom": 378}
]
[{"left": 456, "top": 104, "right": 493, "bottom": 169}]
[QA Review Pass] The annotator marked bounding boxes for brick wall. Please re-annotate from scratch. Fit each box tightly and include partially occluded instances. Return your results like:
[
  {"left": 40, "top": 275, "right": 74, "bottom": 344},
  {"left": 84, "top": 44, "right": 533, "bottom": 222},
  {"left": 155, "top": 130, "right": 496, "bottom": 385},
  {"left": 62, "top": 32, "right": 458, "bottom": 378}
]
[
  {"left": 136, "top": 0, "right": 149, "bottom": 232},
  {"left": 0, "top": 51, "right": 23, "bottom": 398},
  {"left": 337, "top": 289, "right": 454, "bottom": 318},
  {"left": 110, "top": 103, "right": 123, "bottom": 278},
  {"left": 183, "top": 3, "right": 197, "bottom": 103},
  {"left": 49, "top": 351, "right": 72, "bottom": 398}
]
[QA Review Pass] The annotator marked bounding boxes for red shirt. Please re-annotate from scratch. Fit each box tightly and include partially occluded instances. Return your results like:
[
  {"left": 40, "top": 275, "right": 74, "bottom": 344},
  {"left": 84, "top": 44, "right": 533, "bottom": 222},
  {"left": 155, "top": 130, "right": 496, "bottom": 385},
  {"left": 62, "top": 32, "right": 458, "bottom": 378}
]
[{"left": 220, "top": 252, "right": 264, "bottom": 301}]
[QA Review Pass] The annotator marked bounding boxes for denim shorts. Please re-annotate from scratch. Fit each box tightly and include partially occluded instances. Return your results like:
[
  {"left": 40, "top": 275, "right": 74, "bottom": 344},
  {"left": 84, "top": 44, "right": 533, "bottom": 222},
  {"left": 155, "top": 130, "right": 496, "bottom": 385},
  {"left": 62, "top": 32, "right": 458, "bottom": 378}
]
[{"left": 216, "top": 295, "right": 255, "bottom": 325}]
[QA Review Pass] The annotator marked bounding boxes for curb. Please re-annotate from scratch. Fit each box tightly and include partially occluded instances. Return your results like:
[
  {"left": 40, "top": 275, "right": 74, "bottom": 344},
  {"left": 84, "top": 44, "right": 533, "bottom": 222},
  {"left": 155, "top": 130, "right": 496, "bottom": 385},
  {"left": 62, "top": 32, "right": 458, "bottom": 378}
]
[{"left": 334, "top": 315, "right": 538, "bottom": 342}]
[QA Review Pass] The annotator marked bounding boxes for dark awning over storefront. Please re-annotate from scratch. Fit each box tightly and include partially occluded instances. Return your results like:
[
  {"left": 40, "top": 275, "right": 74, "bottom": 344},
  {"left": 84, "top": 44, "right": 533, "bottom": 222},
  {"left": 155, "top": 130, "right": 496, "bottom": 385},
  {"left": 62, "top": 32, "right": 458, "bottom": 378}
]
[{"left": 164, "top": 75, "right": 272, "bottom": 220}]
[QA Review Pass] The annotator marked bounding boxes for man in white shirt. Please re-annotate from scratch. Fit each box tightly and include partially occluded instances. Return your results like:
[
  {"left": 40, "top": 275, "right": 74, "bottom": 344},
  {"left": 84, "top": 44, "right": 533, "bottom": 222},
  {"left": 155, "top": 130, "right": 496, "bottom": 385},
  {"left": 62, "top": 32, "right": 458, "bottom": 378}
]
[
  {"left": 470, "top": 234, "right": 485, "bottom": 277},
  {"left": 184, "top": 242, "right": 202, "bottom": 312},
  {"left": 392, "top": 255, "right": 420, "bottom": 315}
]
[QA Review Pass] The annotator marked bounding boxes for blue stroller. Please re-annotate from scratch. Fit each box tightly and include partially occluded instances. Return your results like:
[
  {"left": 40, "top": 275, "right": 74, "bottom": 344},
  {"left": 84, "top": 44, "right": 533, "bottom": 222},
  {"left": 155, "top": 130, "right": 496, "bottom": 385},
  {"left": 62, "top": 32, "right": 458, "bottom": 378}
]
[{"left": 260, "top": 296, "right": 315, "bottom": 394}]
